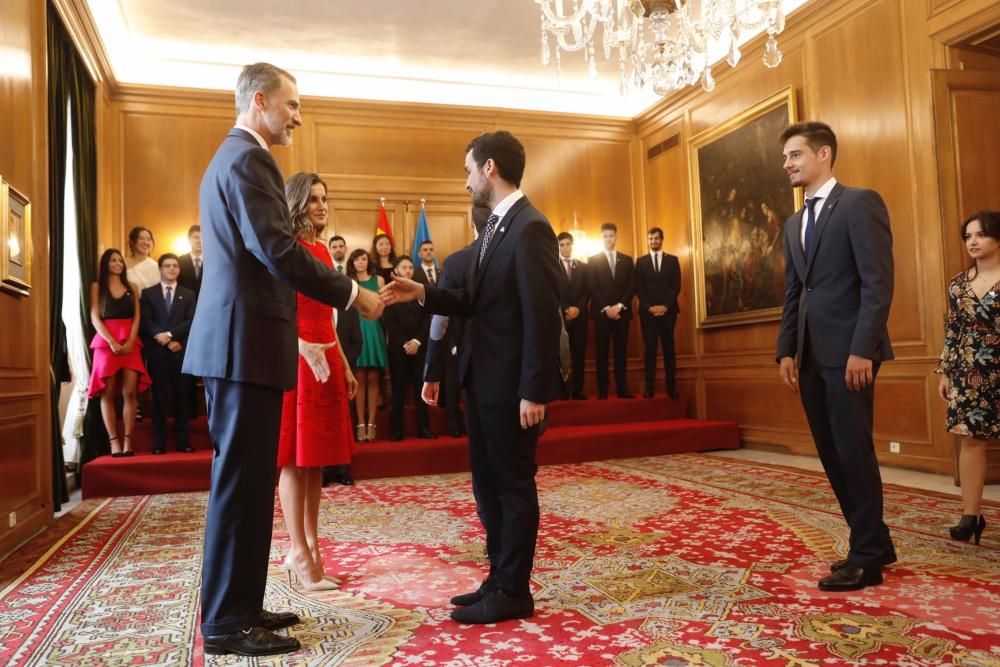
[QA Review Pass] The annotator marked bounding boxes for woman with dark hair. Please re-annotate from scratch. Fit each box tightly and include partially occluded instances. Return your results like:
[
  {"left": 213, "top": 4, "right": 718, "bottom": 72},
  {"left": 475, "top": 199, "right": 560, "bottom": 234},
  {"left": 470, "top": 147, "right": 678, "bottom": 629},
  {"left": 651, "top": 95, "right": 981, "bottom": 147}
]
[
  {"left": 87, "top": 248, "right": 152, "bottom": 456},
  {"left": 347, "top": 248, "right": 387, "bottom": 440},
  {"left": 275, "top": 172, "right": 358, "bottom": 591},
  {"left": 372, "top": 234, "right": 396, "bottom": 284},
  {"left": 937, "top": 209, "right": 1000, "bottom": 544},
  {"left": 125, "top": 226, "right": 160, "bottom": 290}
]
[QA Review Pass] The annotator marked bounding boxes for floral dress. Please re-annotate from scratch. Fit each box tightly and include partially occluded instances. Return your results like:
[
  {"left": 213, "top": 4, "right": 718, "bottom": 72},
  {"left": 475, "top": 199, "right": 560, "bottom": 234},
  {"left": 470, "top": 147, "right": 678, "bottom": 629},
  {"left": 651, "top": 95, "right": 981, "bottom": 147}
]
[{"left": 936, "top": 271, "right": 1000, "bottom": 439}]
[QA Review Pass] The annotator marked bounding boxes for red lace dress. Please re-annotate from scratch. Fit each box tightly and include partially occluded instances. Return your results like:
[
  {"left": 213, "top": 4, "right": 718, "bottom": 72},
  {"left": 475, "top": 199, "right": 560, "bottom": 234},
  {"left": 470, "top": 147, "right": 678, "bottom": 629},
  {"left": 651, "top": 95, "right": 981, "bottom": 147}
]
[{"left": 277, "top": 240, "right": 357, "bottom": 468}]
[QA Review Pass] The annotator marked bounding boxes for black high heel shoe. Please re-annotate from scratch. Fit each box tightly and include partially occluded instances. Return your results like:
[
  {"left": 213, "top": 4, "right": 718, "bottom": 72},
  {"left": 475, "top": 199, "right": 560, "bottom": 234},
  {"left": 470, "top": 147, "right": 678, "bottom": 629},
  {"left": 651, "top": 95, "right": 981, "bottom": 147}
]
[
  {"left": 109, "top": 435, "right": 124, "bottom": 458},
  {"left": 122, "top": 434, "right": 135, "bottom": 457},
  {"left": 949, "top": 514, "right": 986, "bottom": 545}
]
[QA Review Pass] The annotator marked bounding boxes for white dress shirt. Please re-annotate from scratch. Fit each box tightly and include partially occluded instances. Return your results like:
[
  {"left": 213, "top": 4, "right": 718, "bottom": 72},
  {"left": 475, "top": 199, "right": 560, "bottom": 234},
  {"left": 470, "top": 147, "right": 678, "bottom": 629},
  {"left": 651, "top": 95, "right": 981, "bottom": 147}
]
[
  {"left": 492, "top": 189, "right": 524, "bottom": 222},
  {"left": 800, "top": 177, "right": 838, "bottom": 249},
  {"left": 650, "top": 251, "right": 662, "bottom": 272}
]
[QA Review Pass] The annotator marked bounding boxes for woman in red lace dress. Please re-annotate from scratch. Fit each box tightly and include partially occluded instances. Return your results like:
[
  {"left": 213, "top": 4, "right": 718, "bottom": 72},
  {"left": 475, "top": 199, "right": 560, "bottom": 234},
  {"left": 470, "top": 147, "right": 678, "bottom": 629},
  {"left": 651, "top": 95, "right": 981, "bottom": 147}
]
[{"left": 277, "top": 172, "right": 358, "bottom": 592}]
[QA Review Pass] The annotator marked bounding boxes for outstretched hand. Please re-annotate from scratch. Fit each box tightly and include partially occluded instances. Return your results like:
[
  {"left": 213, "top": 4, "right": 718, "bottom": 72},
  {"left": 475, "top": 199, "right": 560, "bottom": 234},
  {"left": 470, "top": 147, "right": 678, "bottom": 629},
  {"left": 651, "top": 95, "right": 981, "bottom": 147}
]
[
  {"left": 353, "top": 287, "right": 385, "bottom": 320},
  {"left": 380, "top": 277, "right": 425, "bottom": 306}
]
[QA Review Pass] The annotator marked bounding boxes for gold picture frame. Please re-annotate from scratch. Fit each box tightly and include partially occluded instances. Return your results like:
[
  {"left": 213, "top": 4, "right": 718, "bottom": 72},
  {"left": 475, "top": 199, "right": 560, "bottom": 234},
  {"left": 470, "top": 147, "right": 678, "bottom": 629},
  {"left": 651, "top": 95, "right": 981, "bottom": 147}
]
[
  {"left": 1, "top": 177, "right": 32, "bottom": 297},
  {"left": 688, "top": 87, "right": 801, "bottom": 328}
]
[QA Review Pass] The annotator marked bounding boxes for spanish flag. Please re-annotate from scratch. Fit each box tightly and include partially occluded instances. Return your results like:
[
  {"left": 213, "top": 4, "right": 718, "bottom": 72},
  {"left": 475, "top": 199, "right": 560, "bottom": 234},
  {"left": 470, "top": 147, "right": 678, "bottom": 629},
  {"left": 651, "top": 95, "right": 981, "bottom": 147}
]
[{"left": 375, "top": 202, "right": 396, "bottom": 247}]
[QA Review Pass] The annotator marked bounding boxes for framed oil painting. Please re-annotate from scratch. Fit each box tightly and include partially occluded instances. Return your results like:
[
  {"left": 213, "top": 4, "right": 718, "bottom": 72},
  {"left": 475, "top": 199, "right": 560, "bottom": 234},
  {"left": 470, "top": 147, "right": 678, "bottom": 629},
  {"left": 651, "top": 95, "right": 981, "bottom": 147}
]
[
  {"left": 1, "top": 177, "right": 32, "bottom": 297},
  {"left": 688, "top": 87, "right": 801, "bottom": 328}
]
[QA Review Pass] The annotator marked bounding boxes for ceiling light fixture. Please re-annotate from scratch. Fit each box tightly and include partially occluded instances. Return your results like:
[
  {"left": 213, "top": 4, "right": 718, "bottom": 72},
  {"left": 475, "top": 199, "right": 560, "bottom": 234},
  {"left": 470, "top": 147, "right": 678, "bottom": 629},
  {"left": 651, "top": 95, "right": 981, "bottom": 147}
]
[{"left": 536, "top": 0, "right": 786, "bottom": 95}]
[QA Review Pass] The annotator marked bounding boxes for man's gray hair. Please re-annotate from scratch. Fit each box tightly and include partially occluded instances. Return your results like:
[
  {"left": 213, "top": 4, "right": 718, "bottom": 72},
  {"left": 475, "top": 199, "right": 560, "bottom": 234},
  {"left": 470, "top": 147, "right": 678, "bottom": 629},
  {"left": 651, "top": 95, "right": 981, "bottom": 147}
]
[{"left": 235, "top": 63, "right": 296, "bottom": 115}]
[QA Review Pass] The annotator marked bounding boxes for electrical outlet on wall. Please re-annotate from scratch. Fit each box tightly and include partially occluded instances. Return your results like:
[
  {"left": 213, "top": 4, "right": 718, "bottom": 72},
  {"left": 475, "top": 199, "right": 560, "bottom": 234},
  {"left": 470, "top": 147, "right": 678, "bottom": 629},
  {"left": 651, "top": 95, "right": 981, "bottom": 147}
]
[
  {"left": 889, "top": 441, "right": 901, "bottom": 454},
  {"left": 8, "top": 512, "right": 16, "bottom": 528}
]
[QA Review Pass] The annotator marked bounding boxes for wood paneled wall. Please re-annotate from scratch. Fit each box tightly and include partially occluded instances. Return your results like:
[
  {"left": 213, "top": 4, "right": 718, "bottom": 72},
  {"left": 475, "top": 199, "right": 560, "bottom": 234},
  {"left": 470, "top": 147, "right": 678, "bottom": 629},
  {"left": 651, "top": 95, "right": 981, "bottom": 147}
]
[
  {"left": 634, "top": 0, "right": 1000, "bottom": 474},
  {"left": 0, "top": 0, "right": 51, "bottom": 558}
]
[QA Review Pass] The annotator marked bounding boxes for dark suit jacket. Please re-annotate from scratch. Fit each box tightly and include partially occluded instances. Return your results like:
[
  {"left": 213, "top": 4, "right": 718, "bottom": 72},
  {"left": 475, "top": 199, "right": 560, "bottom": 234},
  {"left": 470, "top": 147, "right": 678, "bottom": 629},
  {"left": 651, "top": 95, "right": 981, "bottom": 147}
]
[
  {"left": 423, "top": 196, "right": 562, "bottom": 407},
  {"left": 140, "top": 283, "right": 197, "bottom": 349},
  {"left": 425, "top": 245, "right": 473, "bottom": 383},
  {"left": 635, "top": 252, "right": 681, "bottom": 314},
  {"left": 558, "top": 258, "right": 588, "bottom": 314},
  {"left": 177, "top": 253, "right": 203, "bottom": 296},
  {"left": 183, "top": 128, "right": 356, "bottom": 389},
  {"left": 412, "top": 263, "right": 440, "bottom": 287},
  {"left": 336, "top": 307, "right": 362, "bottom": 369},
  {"left": 383, "top": 301, "right": 430, "bottom": 362},
  {"left": 775, "top": 182, "right": 894, "bottom": 367},
  {"left": 587, "top": 251, "right": 635, "bottom": 320}
]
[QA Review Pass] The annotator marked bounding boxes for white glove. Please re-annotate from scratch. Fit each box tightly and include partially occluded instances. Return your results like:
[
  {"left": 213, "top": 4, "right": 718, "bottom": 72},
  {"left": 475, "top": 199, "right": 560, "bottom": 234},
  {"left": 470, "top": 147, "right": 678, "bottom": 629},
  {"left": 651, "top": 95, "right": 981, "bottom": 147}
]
[{"left": 298, "top": 338, "right": 334, "bottom": 383}]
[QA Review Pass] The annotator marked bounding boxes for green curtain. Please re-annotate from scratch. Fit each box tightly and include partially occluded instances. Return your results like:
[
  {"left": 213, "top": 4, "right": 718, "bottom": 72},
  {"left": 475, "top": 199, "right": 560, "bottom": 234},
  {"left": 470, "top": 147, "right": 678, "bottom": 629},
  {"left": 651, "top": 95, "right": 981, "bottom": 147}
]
[{"left": 47, "top": 3, "right": 98, "bottom": 505}]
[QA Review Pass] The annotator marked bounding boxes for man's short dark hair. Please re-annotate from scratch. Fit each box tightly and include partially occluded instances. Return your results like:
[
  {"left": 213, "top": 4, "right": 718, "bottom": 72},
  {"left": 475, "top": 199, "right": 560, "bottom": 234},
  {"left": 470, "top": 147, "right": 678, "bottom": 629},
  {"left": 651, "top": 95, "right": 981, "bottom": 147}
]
[
  {"left": 780, "top": 121, "right": 838, "bottom": 167},
  {"left": 471, "top": 205, "right": 492, "bottom": 232},
  {"left": 601, "top": 222, "right": 618, "bottom": 234},
  {"left": 187, "top": 225, "right": 200, "bottom": 237},
  {"left": 419, "top": 241, "right": 434, "bottom": 249},
  {"left": 466, "top": 131, "right": 526, "bottom": 188},
  {"left": 158, "top": 253, "right": 179, "bottom": 267},
  {"left": 328, "top": 235, "right": 346, "bottom": 246},
  {"left": 393, "top": 254, "right": 414, "bottom": 269},
  {"left": 557, "top": 231, "right": 574, "bottom": 243},
  {"left": 647, "top": 227, "right": 663, "bottom": 239}
]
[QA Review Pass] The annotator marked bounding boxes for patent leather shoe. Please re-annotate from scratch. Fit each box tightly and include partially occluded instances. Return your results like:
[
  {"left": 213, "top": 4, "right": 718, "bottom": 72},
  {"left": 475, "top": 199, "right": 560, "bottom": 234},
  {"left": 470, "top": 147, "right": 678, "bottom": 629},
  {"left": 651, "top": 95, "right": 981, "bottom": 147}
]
[
  {"left": 258, "top": 610, "right": 299, "bottom": 631},
  {"left": 830, "top": 549, "right": 897, "bottom": 572},
  {"left": 818, "top": 564, "right": 883, "bottom": 591},
  {"left": 450, "top": 588, "right": 534, "bottom": 624},
  {"left": 950, "top": 514, "right": 986, "bottom": 544},
  {"left": 203, "top": 626, "right": 300, "bottom": 656}
]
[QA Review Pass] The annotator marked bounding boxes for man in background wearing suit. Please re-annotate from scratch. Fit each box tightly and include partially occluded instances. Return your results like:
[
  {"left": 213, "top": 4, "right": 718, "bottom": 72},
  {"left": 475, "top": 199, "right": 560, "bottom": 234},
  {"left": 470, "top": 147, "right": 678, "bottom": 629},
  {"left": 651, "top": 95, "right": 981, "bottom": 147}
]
[
  {"left": 383, "top": 131, "right": 561, "bottom": 624},
  {"left": 635, "top": 227, "right": 681, "bottom": 399},
  {"left": 184, "top": 62, "right": 382, "bottom": 657},
  {"left": 557, "top": 232, "right": 589, "bottom": 400},
  {"left": 328, "top": 235, "right": 349, "bottom": 274},
  {"left": 588, "top": 222, "right": 635, "bottom": 399},
  {"left": 140, "top": 253, "right": 196, "bottom": 453},
  {"left": 776, "top": 121, "right": 896, "bottom": 592},
  {"left": 413, "top": 241, "right": 439, "bottom": 286},
  {"left": 177, "top": 225, "right": 204, "bottom": 298}
]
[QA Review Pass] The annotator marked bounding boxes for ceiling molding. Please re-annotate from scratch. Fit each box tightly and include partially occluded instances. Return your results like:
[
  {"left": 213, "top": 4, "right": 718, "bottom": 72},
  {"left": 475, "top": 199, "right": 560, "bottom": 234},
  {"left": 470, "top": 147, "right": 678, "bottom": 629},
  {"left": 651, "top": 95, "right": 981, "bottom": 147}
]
[{"left": 50, "top": 0, "right": 116, "bottom": 85}]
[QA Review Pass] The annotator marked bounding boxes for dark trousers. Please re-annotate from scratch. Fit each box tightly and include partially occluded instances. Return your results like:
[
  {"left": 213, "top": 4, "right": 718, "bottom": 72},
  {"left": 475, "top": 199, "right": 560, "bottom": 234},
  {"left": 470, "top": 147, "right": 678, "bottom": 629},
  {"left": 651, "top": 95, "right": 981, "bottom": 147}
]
[
  {"left": 566, "top": 316, "right": 588, "bottom": 397},
  {"left": 594, "top": 316, "right": 630, "bottom": 396},
  {"left": 443, "top": 352, "right": 463, "bottom": 434},
  {"left": 640, "top": 311, "right": 677, "bottom": 393},
  {"left": 146, "top": 346, "right": 192, "bottom": 448},
  {"left": 389, "top": 351, "right": 429, "bottom": 438},
  {"left": 464, "top": 381, "right": 540, "bottom": 597},
  {"left": 797, "top": 335, "right": 894, "bottom": 568},
  {"left": 200, "top": 378, "right": 283, "bottom": 636}
]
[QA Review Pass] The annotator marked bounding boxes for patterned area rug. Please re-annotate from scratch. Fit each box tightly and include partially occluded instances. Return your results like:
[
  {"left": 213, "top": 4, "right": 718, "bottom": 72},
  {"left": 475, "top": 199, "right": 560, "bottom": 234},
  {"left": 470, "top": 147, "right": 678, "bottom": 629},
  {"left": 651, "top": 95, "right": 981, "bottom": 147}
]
[{"left": 2, "top": 453, "right": 998, "bottom": 666}]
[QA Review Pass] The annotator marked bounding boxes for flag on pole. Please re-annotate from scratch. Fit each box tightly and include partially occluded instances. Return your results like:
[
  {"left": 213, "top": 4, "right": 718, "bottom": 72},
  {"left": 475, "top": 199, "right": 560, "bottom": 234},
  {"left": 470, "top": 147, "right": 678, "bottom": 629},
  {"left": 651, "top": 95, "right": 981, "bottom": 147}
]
[
  {"left": 375, "top": 199, "right": 396, "bottom": 247},
  {"left": 411, "top": 204, "right": 434, "bottom": 263}
]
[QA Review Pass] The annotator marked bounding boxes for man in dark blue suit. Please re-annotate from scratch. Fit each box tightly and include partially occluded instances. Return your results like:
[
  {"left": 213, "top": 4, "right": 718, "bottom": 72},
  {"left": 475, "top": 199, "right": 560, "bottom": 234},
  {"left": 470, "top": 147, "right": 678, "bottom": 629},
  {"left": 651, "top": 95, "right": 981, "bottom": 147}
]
[
  {"left": 588, "top": 222, "right": 636, "bottom": 399},
  {"left": 776, "top": 121, "right": 896, "bottom": 592},
  {"left": 183, "top": 63, "right": 383, "bottom": 657},
  {"left": 384, "top": 131, "right": 561, "bottom": 624},
  {"left": 140, "top": 253, "right": 196, "bottom": 453},
  {"left": 635, "top": 227, "right": 681, "bottom": 399},
  {"left": 557, "top": 232, "right": 589, "bottom": 400}
]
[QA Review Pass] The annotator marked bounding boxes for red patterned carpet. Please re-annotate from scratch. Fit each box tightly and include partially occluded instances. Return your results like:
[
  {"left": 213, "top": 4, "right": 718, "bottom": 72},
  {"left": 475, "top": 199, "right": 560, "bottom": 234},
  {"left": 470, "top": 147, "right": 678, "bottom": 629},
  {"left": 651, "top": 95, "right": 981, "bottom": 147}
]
[{"left": 2, "top": 453, "right": 999, "bottom": 666}]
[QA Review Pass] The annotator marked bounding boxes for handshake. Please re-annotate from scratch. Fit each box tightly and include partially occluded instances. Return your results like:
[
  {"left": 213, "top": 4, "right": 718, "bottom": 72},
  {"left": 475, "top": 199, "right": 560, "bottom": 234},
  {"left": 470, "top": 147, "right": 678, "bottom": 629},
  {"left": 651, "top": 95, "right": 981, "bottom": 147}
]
[{"left": 351, "top": 277, "right": 427, "bottom": 320}]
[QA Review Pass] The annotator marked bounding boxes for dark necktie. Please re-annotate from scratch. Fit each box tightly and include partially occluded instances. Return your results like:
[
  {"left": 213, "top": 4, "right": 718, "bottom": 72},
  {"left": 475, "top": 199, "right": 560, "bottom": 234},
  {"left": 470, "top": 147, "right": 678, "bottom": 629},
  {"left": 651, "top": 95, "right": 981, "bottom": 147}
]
[
  {"left": 654, "top": 253, "right": 660, "bottom": 273},
  {"left": 194, "top": 257, "right": 202, "bottom": 279},
  {"left": 337, "top": 264, "right": 344, "bottom": 273},
  {"left": 427, "top": 266, "right": 436, "bottom": 285},
  {"left": 165, "top": 286, "right": 173, "bottom": 313},
  {"left": 803, "top": 197, "right": 822, "bottom": 255},
  {"left": 479, "top": 214, "right": 500, "bottom": 265}
]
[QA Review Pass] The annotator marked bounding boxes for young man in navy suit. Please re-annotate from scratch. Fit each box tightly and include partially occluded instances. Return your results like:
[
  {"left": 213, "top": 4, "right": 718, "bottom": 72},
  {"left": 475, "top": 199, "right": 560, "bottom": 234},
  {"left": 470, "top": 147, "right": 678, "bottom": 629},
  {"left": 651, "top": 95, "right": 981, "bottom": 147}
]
[
  {"left": 177, "top": 225, "right": 204, "bottom": 298},
  {"left": 383, "top": 131, "right": 562, "bottom": 625},
  {"left": 183, "top": 63, "right": 383, "bottom": 657},
  {"left": 140, "top": 253, "right": 196, "bottom": 453},
  {"left": 776, "top": 121, "right": 896, "bottom": 592},
  {"left": 587, "top": 222, "right": 635, "bottom": 399},
  {"left": 557, "top": 232, "right": 589, "bottom": 399},
  {"left": 635, "top": 227, "right": 681, "bottom": 399}
]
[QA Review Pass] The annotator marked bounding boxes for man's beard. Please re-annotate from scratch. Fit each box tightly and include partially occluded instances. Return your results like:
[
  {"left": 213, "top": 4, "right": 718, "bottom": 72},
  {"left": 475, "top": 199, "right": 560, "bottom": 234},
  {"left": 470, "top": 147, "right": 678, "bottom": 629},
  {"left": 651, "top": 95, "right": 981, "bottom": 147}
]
[{"left": 470, "top": 182, "right": 493, "bottom": 209}]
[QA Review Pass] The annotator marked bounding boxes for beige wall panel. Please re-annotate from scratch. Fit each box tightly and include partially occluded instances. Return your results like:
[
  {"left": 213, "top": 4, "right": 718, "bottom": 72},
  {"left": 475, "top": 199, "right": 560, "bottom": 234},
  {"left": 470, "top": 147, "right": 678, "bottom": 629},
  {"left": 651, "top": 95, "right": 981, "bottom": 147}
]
[{"left": 313, "top": 122, "right": 472, "bottom": 179}]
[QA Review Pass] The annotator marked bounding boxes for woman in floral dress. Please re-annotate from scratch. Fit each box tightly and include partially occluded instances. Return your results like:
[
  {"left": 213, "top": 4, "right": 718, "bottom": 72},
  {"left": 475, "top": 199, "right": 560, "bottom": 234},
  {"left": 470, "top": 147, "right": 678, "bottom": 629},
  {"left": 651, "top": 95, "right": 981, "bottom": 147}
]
[{"left": 936, "top": 210, "right": 1000, "bottom": 544}]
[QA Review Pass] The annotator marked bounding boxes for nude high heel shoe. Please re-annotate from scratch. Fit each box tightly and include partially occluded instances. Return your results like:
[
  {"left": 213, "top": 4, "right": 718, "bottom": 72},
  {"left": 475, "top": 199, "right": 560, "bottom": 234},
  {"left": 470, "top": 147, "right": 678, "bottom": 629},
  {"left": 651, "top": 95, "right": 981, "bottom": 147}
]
[
  {"left": 285, "top": 555, "right": 339, "bottom": 592},
  {"left": 283, "top": 553, "right": 341, "bottom": 586}
]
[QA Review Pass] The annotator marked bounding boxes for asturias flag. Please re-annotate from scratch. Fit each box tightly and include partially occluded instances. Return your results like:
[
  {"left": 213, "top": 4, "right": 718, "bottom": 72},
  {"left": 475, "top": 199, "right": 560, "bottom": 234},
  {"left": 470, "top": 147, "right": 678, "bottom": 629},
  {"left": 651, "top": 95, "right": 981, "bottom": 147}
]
[
  {"left": 375, "top": 202, "right": 396, "bottom": 247},
  {"left": 411, "top": 207, "right": 434, "bottom": 262}
]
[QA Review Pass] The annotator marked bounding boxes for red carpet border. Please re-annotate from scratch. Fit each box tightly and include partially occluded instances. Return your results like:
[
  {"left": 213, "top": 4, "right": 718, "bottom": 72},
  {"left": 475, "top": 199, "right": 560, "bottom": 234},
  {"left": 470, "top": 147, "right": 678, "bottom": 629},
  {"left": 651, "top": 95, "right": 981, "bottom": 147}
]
[{"left": 4, "top": 453, "right": 1000, "bottom": 666}]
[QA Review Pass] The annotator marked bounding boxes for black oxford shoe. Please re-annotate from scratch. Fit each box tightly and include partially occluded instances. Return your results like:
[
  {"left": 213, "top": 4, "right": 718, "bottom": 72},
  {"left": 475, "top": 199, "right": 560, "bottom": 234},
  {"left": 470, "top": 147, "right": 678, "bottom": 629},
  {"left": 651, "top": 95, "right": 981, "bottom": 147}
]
[
  {"left": 450, "top": 576, "right": 496, "bottom": 607},
  {"left": 203, "top": 626, "right": 300, "bottom": 656},
  {"left": 818, "top": 565, "right": 883, "bottom": 592},
  {"left": 830, "top": 551, "right": 897, "bottom": 573},
  {"left": 258, "top": 610, "right": 300, "bottom": 631},
  {"left": 450, "top": 588, "right": 534, "bottom": 624}
]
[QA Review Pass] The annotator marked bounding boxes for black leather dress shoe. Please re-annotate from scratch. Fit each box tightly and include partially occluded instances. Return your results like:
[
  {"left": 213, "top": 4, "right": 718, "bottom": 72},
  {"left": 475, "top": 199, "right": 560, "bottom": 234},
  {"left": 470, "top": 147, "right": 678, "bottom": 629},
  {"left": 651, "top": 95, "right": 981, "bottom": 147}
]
[
  {"left": 598, "top": 393, "right": 608, "bottom": 400},
  {"left": 571, "top": 394, "right": 588, "bottom": 401},
  {"left": 258, "top": 610, "right": 300, "bottom": 631},
  {"left": 617, "top": 392, "right": 636, "bottom": 399},
  {"left": 643, "top": 389, "right": 654, "bottom": 398},
  {"left": 451, "top": 576, "right": 496, "bottom": 607},
  {"left": 389, "top": 434, "right": 404, "bottom": 442},
  {"left": 830, "top": 551, "right": 897, "bottom": 572},
  {"left": 418, "top": 428, "right": 438, "bottom": 439},
  {"left": 203, "top": 626, "right": 300, "bottom": 656},
  {"left": 151, "top": 448, "right": 165, "bottom": 455},
  {"left": 818, "top": 565, "right": 883, "bottom": 591},
  {"left": 177, "top": 445, "right": 195, "bottom": 453},
  {"left": 450, "top": 430, "right": 464, "bottom": 438},
  {"left": 451, "top": 588, "right": 534, "bottom": 624},
  {"left": 667, "top": 388, "right": 680, "bottom": 400}
]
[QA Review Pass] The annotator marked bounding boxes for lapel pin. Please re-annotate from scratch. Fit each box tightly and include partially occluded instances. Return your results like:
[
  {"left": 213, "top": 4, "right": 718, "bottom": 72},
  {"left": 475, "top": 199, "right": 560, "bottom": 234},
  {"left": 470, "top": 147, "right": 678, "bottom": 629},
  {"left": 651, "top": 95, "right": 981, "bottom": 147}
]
[{"left": 499, "top": 227, "right": 505, "bottom": 233}]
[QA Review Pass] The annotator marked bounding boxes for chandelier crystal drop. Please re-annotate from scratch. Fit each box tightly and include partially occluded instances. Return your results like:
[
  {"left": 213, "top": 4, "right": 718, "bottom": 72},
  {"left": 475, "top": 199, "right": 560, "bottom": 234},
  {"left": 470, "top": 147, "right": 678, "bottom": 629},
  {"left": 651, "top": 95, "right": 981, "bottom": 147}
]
[{"left": 535, "top": 0, "right": 787, "bottom": 97}]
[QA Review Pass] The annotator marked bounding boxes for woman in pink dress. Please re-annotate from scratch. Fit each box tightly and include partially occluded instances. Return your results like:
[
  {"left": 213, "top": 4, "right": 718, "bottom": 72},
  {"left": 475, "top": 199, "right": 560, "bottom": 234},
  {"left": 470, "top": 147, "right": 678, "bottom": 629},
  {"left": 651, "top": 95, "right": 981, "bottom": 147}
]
[
  {"left": 87, "top": 248, "right": 152, "bottom": 456},
  {"left": 277, "top": 172, "right": 359, "bottom": 592}
]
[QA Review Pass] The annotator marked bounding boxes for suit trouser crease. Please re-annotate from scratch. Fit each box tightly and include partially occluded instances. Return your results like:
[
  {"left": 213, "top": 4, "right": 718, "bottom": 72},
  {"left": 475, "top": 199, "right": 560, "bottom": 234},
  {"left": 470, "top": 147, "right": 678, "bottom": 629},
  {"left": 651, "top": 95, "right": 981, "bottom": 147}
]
[
  {"left": 640, "top": 312, "right": 677, "bottom": 392},
  {"left": 148, "top": 348, "right": 192, "bottom": 446},
  {"left": 594, "top": 317, "right": 630, "bottom": 395},
  {"left": 390, "top": 351, "right": 429, "bottom": 436},
  {"left": 199, "top": 378, "right": 283, "bottom": 635},
  {"left": 464, "top": 383, "right": 539, "bottom": 596},
  {"left": 797, "top": 346, "right": 892, "bottom": 567}
]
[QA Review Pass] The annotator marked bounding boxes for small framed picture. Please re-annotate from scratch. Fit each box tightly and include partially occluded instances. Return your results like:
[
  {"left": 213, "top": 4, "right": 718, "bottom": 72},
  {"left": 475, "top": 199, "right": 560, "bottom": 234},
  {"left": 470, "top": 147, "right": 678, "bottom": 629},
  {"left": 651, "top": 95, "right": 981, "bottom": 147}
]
[{"left": 1, "top": 177, "right": 32, "bottom": 297}]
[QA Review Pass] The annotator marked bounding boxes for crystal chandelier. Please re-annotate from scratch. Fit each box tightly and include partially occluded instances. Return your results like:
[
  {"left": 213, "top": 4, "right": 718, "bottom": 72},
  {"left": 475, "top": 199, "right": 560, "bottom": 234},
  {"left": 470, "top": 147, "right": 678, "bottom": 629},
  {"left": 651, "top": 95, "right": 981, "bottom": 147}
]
[{"left": 536, "top": 0, "right": 787, "bottom": 95}]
